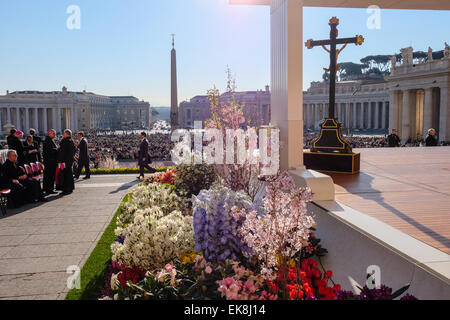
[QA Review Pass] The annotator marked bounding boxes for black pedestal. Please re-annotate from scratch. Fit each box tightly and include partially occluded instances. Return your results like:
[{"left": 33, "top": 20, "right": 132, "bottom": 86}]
[{"left": 304, "top": 151, "right": 360, "bottom": 174}]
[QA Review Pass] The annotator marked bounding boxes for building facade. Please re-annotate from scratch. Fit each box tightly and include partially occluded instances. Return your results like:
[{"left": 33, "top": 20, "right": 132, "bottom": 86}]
[
  {"left": 179, "top": 86, "right": 271, "bottom": 129},
  {"left": 303, "top": 45, "right": 450, "bottom": 144},
  {"left": 303, "top": 79, "right": 390, "bottom": 133},
  {"left": 0, "top": 87, "right": 151, "bottom": 134}
]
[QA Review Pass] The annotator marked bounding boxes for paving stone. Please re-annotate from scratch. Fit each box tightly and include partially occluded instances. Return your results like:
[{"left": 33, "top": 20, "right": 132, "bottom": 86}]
[
  {"left": 2, "top": 242, "right": 93, "bottom": 259},
  {"left": 0, "top": 175, "right": 136, "bottom": 300}
]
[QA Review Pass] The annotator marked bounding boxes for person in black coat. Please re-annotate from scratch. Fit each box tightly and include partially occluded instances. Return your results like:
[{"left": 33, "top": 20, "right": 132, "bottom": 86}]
[
  {"left": 387, "top": 129, "right": 401, "bottom": 148},
  {"left": 1, "top": 150, "right": 46, "bottom": 207},
  {"left": 57, "top": 129, "right": 77, "bottom": 195},
  {"left": 30, "top": 128, "right": 43, "bottom": 162},
  {"left": 74, "top": 132, "right": 91, "bottom": 180},
  {"left": 43, "top": 130, "right": 58, "bottom": 195},
  {"left": 8, "top": 131, "right": 27, "bottom": 165},
  {"left": 425, "top": 128, "right": 439, "bottom": 147},
  {"left": 6, "top": 129, "right": 17, "bottom": 148},
  {"left": 23, "top": 135, "right": 40, "bottom": 164},
  {"left": 138, "top": 132, "right": 156, "bottom": 180}
]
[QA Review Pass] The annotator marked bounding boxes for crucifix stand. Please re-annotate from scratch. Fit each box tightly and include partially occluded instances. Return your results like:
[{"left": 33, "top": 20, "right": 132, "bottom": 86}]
[{"left": 304, "top": 17, "right": 364, "bottom": 174}]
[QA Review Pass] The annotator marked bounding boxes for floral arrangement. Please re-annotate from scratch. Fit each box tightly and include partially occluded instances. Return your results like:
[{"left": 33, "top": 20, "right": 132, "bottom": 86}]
[
  {"left": 97, "top": 74, "right": 419, "bottom": 301},
  {"left": 192, "top": 185, "right": 253, "bottom": 264},
  {"left": 144, "top": 169, "right": 177, "bottom": 185},
  {"left": 112, "top": 206, "right": 194, "bottom": 270},
  {"left": 116, "top": 183, "right": 187, "bottom": 230},
  {"left": 233, "top": 172, "right": 315, "bottom": 299},
  {"left": 174, "top": 164, "right": 217, "bottom": 199}
]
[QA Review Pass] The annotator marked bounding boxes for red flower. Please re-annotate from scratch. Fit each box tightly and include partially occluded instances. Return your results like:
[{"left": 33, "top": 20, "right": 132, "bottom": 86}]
[
  {"left": 324, "top": 270, "right": 333, "bottom": 279},
  {"left": 313, "top": 269, "right": 321, "bottom": 279}
]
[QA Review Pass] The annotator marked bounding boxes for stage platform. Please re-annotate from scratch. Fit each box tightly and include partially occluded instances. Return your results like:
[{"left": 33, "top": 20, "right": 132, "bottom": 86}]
[{"left": 326, "top": 147, "right": 450, "bottom": 255}]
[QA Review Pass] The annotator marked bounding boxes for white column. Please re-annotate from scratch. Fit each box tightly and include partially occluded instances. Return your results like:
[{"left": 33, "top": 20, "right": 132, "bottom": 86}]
[
  {"left": 439, "top": 86, "right": 450, "bottom": 143},
  {"left": 43, "top": 108, "right": 48, "bottom": 133},
  {"left": 352, "top": 103, "right": 357, "bottom": 128},
  {"left": 382, "top": 102, "right": 388, "bottom": 130},
  {"left": 25, "top": 107, "right": 30, "bottom": 131},
  {"left": 389, "top": 91, "right": 399, "bottom": 132},
  {"left": 359, "top": 103, "right": 364, "bottom": 129},
  {"left": 401, "top": 90, "right": 412, "bottom": 143},
  {"left": 15, "top": 107, "right": 20, "bottom": 129},
  {"left": 270, "top": 0, "right": 304, "bottom": 170},
  {"left": 374, "top": 102, "right": 380, "bottom": 129},
  {"left": 33, "top": 108, "right": 39, "bottom": 133},
  {"left": 74, "top": 107, "right": 79, "bottom": 132},
  {"left": 368, "top": 102, "right": 374, "bottom": 129},
  {"left": 0, "top": 108, "right": 2, "bottom": 130},
  {"left": 7, "top": 107, "right": 11, "bottom": 124},
  {"left": 423, "top": 88, "right": 434, "bottom": 138},
  {"left": 314, "top": 105, "right": 320, "bottom": 129},
  {"left": 52, "top": 108, "right": 58, "bottom": 133}
]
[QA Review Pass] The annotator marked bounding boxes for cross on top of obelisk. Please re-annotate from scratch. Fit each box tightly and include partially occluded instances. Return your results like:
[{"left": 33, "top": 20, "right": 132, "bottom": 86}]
[{"left": 171, "top": 33, "right": 175, "bottom": 49}]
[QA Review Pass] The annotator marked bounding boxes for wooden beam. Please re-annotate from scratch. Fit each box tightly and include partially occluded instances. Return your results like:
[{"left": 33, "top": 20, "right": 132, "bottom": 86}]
[{"left": 230, "top": 0, "right": 450, "bottom": 10}]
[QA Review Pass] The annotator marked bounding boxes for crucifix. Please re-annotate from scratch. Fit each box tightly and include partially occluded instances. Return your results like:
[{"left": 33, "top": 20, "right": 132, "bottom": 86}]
[
  {"left": 305, "top": 17, "right": 364, "bottom": 119},
  {"left": 304, "top": 17, "right": 364, "bottom": 154}
]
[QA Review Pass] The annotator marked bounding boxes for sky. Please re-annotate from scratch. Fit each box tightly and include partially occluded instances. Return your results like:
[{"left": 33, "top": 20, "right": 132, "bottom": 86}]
[{"left": 0, "top": 0, "right": 449, "bottom": 106}]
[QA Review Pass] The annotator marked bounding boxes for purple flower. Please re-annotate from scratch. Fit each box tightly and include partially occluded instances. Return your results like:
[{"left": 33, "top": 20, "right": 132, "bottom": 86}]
[{"left": 400, "top": 294, "right": 418, "bottom": 301}]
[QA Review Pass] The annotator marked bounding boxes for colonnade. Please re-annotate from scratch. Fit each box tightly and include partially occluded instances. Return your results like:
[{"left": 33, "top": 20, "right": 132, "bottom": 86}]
[
  {"left": 303, "top": 101, "right": 390, "bottom": 131},
  {"left": 390, "top": 87, "right": 450, "bottom": 143},
  {"left": 0, "top": 106, "right": 79, "bottom": 134}
]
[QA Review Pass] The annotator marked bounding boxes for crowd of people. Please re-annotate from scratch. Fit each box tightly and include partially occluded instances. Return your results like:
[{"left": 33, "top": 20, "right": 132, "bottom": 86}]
[
  {"left": 81, "top": 131, "right": 173, "bottom": 168},
  {"left": 0, "top": 126, "right": 166, "bottom": 210},
  {"left": 0, "top": 128, "right": 90, "bottom": 209},
  {"left": 303, "top": 128, "right": 443, "bottom": 149}
]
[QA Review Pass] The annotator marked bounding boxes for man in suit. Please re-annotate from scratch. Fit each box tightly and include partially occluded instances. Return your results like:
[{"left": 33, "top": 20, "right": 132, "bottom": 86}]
[
  {"left": 387, "top": 129, "right": 401, "bottom": 148},
  {"left": 57, "top": 129, "right": 77, "bottom": 195},
  {"left": 138, "top": 132, "right": 156, "bottom": 180},
  {"left": 43, "top": 129, "right": 58, "bottom": 195},
  {"left": 74, "top": 132, "right": 90, "bottom": 180},
  {"left": 1, "top": 150, "right": 46, "bottom": 207},
  {"left": 425, "top": 128, "right": 439, "bottom": 147}
]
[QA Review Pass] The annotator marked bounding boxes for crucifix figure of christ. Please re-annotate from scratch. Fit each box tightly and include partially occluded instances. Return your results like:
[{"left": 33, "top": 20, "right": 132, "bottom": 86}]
[
  {"left": 305, "top": 17, "right": 364, "bottom": 119},
  {"left": 304, "top": 17, "right": 364, "bottom": 154}
]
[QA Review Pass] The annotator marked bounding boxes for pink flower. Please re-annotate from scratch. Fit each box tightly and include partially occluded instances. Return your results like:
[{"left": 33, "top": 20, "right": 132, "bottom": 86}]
[
  {"left": 164, "top": 264, "right": 174, "bottom": 273},
  {"left": 205, "top": 266, "right": 213, "bottom": 274}
]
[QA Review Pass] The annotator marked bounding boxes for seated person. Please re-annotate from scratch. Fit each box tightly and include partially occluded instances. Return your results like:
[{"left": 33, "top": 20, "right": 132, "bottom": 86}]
[{"left": 1, "top": 150, "right": 46, "bottom": 208}]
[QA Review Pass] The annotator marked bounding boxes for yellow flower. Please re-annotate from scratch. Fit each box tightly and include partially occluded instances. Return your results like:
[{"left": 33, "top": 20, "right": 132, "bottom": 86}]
[
  {"left": 288, "top": 259, "right": 296, "bottom": 268},
  {"left": 181, "top": 252, "right": 198, "bottom": 264}
]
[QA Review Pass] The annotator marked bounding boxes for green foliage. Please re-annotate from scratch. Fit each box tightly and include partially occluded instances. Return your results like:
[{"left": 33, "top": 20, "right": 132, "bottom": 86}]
[
  {"left": 337, "top": 62, "right": 369, "bottom": 81},
  {"left": 65, "top": 194, "right": 131, "bottom": 300},
  {"left": 174, "top": 164, "right": 217, "bottom": 199},
  {"left": 82, "top": 167, "right": 170, "bottom": 175},
  {"left": 432, "top": 50, "right": 444, "bottom": 60},
  {"left": 360, "top": 55, "right": 391, "bottom": 73}
]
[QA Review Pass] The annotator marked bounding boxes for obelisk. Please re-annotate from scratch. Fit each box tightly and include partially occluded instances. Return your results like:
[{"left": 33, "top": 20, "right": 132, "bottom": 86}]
[{"left": 170, "top": 34, "right": 179, "bottom": 130}]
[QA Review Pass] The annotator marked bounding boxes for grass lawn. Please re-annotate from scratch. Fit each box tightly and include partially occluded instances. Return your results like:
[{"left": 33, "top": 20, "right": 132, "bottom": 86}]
[{"left": 65, "top": 194, "right": 130, "bottom": 300}]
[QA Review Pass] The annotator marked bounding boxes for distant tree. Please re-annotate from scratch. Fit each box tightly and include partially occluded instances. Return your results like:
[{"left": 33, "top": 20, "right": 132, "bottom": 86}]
[
  {"left": 337, "top": 62, "right": 369, "bottom": 81},
  {"left": 360, "top": 55, "right": 392, "bottom": 73},
  {"left": 433, "top": 50, "right": 444, "bottom": 60}
]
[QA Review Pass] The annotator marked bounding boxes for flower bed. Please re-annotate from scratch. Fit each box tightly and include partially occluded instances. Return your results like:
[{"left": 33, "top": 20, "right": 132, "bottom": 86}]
[{"left": 94, "top": 87, "right": 417, "bottom": 301}]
